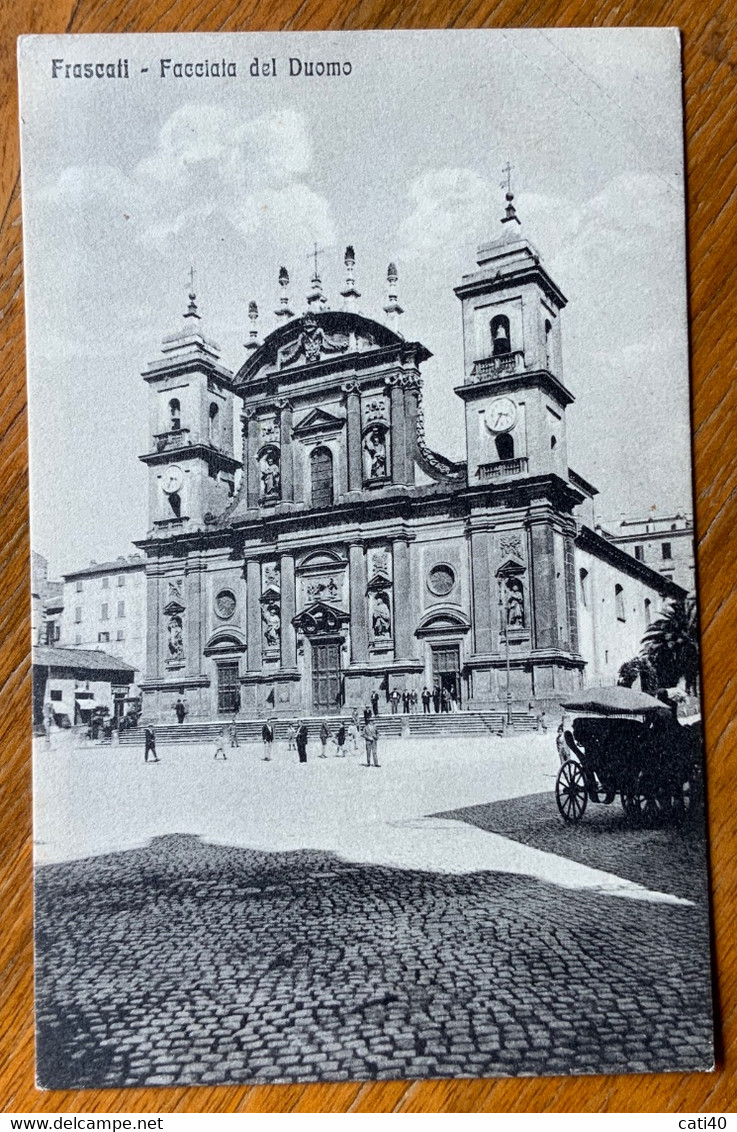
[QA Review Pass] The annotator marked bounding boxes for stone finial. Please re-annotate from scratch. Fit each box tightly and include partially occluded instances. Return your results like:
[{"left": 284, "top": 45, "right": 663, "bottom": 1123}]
[
  {"left": 306, "top": 243, "right": 328, "bottom": 310},
  {"left": 340, "top": 244, "right": 361, "bottom": 311},
  {"left": 275, "top": 265, "right": 294, "bottom": 322},
  {"left": 245, "top": 300, "right": 260, "bottom": 351},
  {"left": 383, "top": 261, "right": 404, "bottom": 333}
]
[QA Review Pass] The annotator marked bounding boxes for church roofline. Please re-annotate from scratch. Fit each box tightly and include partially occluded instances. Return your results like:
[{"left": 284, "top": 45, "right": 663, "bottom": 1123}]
[
  {"left": 143, "top": 353, "right": 237, "bottom": 391},
  {"left": 234, "top": 309, "right": 431, "bottom": 386},
  {"left": 454, "top": 263, "right": 567, "bottom": 309},
  {"left": 576, "top": 524, "right": 687, "bottom": 600}
]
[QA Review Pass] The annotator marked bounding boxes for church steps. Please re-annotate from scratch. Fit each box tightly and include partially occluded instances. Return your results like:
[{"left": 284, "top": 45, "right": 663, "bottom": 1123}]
[{"left": 113, "top": 711, "right": 539, "bottom": 746}]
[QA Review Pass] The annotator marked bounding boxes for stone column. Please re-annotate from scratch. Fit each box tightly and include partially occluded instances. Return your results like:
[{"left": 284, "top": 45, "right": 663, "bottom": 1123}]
[
  {"left": 392, "top": 536, "right": 413, "bottom": 659},
  {"left": 529, "top": 519, "right": 559, "bottom": 650},
  {"left": 246, "top": 558, "right": 262, "bottom": 671},
  {"left": 348, "top": 542, "right": 368, "bottom": 663},
  {"left": 404, "top": 381, "right": 419, "bottom": 484},
  {"left": 145, "top": 565, "right": 161, "bottom": 678},
  {"left": 343, "top": 383, "right": 363, "bottom": 492},
  {"left": 244, "top": 409, "right": 260, "bottom": 509},
  {"left": 278, "top": 400, "right": 293, "bottom": 502},
  {"left": 563, "top": 534, "right": 579, "bottom": 654},
  {"left": 280, "top": 552, "right": 297, "bottom": 669},
  {"left": 389, "top": 380, "right": 407, "bottom": 485},
  {"left": 186, "top": 557, "right": 206, "bottom": 676},
  {"left": 470, "top": 531, "right": 493, "bottom": 654}
]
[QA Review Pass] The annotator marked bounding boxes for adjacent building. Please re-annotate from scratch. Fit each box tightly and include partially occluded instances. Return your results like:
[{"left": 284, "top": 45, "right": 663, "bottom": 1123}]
[
  {"left": 60, "top": 555, "right": 147, "bottom": 685},
  {"left": 32, "top": 645, "right": 136, "bottom": 730},
  {"left": 598, "top": 513, "right": 695, "bottom": 594},
  {"left": 134, "top": 193, "right": 684, "bottom": 721}
]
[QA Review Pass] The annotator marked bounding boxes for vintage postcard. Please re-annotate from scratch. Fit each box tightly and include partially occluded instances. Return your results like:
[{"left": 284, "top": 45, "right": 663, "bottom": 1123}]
[{"left": 19, "top": 29, "right": 713, "bottom": 1088}]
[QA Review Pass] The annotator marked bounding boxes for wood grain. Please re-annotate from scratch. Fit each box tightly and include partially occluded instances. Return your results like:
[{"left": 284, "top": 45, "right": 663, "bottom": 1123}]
[{"left": 1, "top": 0, "right": 735, "bottom": 1113}]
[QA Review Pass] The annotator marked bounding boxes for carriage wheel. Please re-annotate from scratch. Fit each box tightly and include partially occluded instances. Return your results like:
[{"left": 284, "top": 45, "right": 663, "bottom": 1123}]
[{"left": 555, "top": 759, "right": 588, "bottom": 824}]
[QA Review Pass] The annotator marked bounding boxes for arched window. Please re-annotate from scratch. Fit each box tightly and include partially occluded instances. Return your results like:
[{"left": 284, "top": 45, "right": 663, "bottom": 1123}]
[
  {"left": 644, "top": 597, "right": 652, "bottom": 625},
  {"left": 169, "top": 398, "right": 181, "bottom": 431},
  {"left": 490, "top": 314, "right": 511, "bottom": 356},
  {"left": 495, "top": 433, "right": 514, "bottom": 461},
  {"left": 615, "top": 584, "right": 626, "bottom": 622},
  {"left": 208, "top": 402, "right": 219, "bottom": 445},
  {"left": 544, "top": 318, "right": 553, "bottom": 368},
  {"left": 550, "top": 435, "right": 557, "bottom": 450},
  {"left": 579, "top": 568, "right": 589, "bottom": 608},
  {"left": 310, "top": 446, "right": 334, "bottom": 508}
]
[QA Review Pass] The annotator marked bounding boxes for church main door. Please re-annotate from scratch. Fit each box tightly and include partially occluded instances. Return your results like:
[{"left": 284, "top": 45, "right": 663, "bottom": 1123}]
[{"left": 311, "top": 640, "right": 342, "bottom": 714}]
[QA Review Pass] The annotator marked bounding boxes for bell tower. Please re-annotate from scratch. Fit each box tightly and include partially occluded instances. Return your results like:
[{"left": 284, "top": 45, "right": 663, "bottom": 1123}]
[
  {"left": 140, "top": 284, "right": 241, "bottom": 532},
  {"left": 454, "top": 188, "right": 573, "bottom": 488}
]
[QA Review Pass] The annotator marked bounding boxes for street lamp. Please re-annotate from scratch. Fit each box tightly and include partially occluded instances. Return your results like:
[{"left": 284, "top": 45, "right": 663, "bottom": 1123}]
[{"left": 499, "top": 584, "right": 513, "bottom": 729}]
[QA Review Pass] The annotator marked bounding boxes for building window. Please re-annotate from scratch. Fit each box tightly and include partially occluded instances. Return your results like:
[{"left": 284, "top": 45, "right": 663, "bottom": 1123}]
[
  {"left": 544, "top": 318, "right": 553, "bottom": 368},
  {"left": 101, "top": 603, "right": 109, "bottom": 620},
  {"left": 117, "top": 601, "right": 125, "bottom": 618},
  {"left": 644, "top": 598, "right": 652, "bottom": 625},
  {"left": 662, "top": 542, "right": 672, "bottom": 560},
  {"left": 116, "top": 629, "right": 125, "bottom": 641},
  {"left": 634, "top": 545, "right": 644, "bottom": 561},
  {"left": 578, "top": 568, "right": 589, "bottom": 609},
  {"left": 495, "top": 433, "right": 514, "bottom": 461},
  {"left": 169, "top": 398, "right": 181, "bottom": 431},
  {"left": 615, "top": 584, "right": 625, "bottom": 622},
  {"left": 310, "top": 446, "right": 334, "bottom": 508},
  {"left": 75, "top": 579, "right": 83, "bottom": 592},
  {"left": 74, "top": 606, "right": 82, "bottom": 623},
  {"left": 209, "top": 402, "right": 220, "bottom": 445},
  {"left": 490, "top": 314, "right": 511, "bottom": 356},
  {"left": 102, "top": 576, "right": 109, "bottom": 589},
  {"left": 74, "top": 634, "right": 81, "bottom": 645},
  {"left": 98, "top": 631, "right": 110, "bottom": 643},
  {"left": 118, "top": 574, "right": 125, "bottom": 587},
  {"left": 50, "top": 690, "right": 62, "bottom": 701}
]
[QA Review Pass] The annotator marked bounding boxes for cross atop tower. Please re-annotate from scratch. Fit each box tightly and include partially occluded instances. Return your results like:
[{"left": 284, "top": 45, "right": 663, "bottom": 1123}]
[
  {"left": 306, "top": 242, "right": 327, "bottom": 309},
  {"left": 501, "top": 162, "right": 513, "bottom": 195},
  {"left": 500, "top": 163, "right": 520, "bottom": 227},
  {"left": 184, "top": 265, "right": 201, "bottom": 320}
]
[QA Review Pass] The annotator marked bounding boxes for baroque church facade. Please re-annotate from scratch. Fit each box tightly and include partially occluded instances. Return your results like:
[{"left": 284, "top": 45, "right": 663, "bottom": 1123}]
[{"left": 137, "top": 196, "right": 684, "bottom": 720}]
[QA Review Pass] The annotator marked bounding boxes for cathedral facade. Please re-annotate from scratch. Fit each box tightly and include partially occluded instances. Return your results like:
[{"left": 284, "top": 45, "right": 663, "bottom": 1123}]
[{"left": 137, "top": 199, "right": 684, "bottom": 720}]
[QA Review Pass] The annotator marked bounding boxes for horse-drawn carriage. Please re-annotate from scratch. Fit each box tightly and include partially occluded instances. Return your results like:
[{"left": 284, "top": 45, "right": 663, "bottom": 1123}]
[{"left": 554, "top": 686, "right": 702, "bottom": 826}]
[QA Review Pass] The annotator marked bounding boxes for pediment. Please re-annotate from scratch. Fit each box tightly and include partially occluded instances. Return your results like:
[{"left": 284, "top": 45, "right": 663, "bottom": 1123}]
[
  {"left": 496, "top": 558, "right": 526, "bottom": 578},
  {"left": 366, "top": 571, "right": 392, "bottom": 593},
  {"left": 293, "top": 407, "right": 345, "bottom": 437},
  {"left": 163, "top": 599, "right": 186, "bottom": 616},
  {"left": 292, "top": 600, "right": 351, "bottom": 637}
]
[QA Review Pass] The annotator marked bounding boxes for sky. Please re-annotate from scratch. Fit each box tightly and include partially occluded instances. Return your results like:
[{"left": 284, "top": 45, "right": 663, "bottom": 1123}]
[{"left": 18, "top": 29, "right": 693, "bottom": 577}]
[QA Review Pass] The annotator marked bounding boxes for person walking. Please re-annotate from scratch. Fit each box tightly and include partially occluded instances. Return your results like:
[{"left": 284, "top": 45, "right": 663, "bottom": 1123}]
[
  {"left": 347, "top": 717, "right": 359, "bottom": 752},
  {"left": 287, "top": 723, "right": 297, "bottom": 752},
  {"left": 214, "top": 730, "right": 228, "bottom": 761},
  {"left": 296, "top": 721, "right": 308, "bottom": 763},
  {"left": 363, "top": 704, "right": 373, "bottom": 725},
  {"left": 334, "top": 721, "right": 346, "bottom": 757},
  {"left": 319, "top": 720, "right": 330, "bottom": 758},
  {"left": 144, "top": 725, "right": 159, "bottom": 763},
  {"left": 370, "top": 690, "right": 380, "bottom": 717},
  {"left": 422, "top": 686, "right": 432, "bottom": 714},
  {"left": 229, "top": 709, "right": 240, "bottom": 749},
  {"left": 262, "top": 718, "right": 275, "bottom": 761},
  {"left": 363, "top": 717, "right": 379, "bottom": 767}
]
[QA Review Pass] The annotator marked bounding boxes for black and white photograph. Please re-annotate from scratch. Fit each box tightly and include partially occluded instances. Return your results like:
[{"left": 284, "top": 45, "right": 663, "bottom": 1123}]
[{"left": 19, "top": 28, "right": 713, "bottom": 1090}]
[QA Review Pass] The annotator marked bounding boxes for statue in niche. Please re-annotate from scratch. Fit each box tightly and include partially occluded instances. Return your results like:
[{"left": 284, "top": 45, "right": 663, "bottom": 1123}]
[
  {"left": 504, "top": 578, "right": 525, "bottom": 628},
  {"left": 372, "top": 591, "right": 392, "bottom": 638},
  {"left": 260, "top": 448, "right": 281, "bottom": 500},
  {"left": 167, "top": 615, "right": 184, "bottom": 660},
  {"left": 262, "top": 603, "right": 281, "bottom": 649},
  {"left": 364, "top": 426, "right": 388, "bottom": 480}
]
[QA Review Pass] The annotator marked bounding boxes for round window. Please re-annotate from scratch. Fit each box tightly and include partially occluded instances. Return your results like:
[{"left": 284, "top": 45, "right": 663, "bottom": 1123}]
[
  {"left": 215, "top": 589, "right": 237, "bottom": 620},
  {"left": 427, "top": 564, "right": 455, "bottom": 597}
]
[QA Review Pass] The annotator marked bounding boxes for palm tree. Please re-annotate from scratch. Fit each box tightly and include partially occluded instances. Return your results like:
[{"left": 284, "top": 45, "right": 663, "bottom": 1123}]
[{"left": 641, "top": 596, "right": 700, "bottom": 694}]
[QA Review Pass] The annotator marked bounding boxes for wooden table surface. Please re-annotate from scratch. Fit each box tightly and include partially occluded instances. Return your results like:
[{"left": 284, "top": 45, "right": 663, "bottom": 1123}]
[{"left": 1, "top": 0, "right": 735, "bottom": 1114}]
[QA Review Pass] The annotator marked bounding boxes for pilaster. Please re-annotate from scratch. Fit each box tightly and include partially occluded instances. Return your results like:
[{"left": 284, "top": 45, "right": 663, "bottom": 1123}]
[
  {"left": 343, "top": 382, "right": 363, "bottom": 492},
  {"left": 392, "top": 536, "right": 413, "bottom": 659},
  {"left": 246, "top": 558, "right": 262, "bottom": 671},
  {"left": 280, "top": 552, "right": 297, "bottom": 669},
  {"left": 348, "top": 542, "right": 368, "bottom": 663}
]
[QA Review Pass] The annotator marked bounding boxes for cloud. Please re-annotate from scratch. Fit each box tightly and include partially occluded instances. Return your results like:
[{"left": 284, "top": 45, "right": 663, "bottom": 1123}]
[
  {"left": 40, "top": 104, "right": 333, "bottom": 255},
  {"left": 399, "top": 168, "right": 495, "bottom": 253}
]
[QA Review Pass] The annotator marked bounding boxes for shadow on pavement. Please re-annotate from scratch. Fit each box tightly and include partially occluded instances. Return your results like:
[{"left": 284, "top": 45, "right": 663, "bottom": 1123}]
[{"left": 433, "top": 791, "right": 709, "bottom": 904}]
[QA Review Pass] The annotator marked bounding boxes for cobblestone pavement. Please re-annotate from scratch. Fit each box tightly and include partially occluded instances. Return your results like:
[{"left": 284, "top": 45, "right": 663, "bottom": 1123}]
[{"left": 35, "top": 829, "right": 714, "bottom": 1089}]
